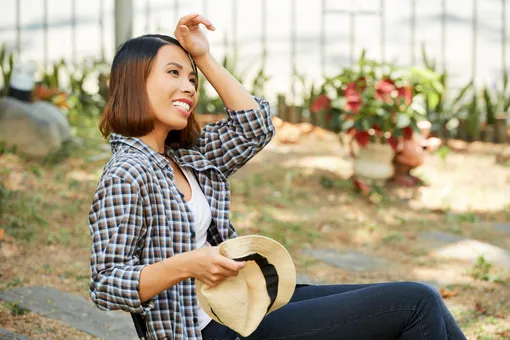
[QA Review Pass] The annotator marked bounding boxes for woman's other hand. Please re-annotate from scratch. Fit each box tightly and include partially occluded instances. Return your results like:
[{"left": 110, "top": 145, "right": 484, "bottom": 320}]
[
  {"left": 187, "top": 246, "right": 246, "bottom": 287},
  {"left": 174, "top": 13, "right": 215, "bottom": 59}
]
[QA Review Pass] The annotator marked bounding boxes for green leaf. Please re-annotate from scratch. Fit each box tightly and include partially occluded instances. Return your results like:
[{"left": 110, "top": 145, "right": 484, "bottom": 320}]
[
  {"left": 342, "top": 119, "right": 354, "bottom": 131},
  {"left": 483, "top": 86, "right": 495, "bottom": 124},
  {"left": 331, "top": 97, "right": 345, "bottom": 110},
  {"left": 0, "top": 43, "right": 6, "bottom": 66},
  {"left": 411, "top": 94, "right": 427, "bottom": 116},
  {"left": 361, "top": 116, "right": 373, "bottom": 130},
  {"left": 451, "top": 80, "right": 473, "bottom": 108},
  {"left": 427, "top": 92, "right": 441, "bottom": 110},
  {"left": 396, "top": 113, "right": 411, "bottom": 128},
  {"left": 392, "top": 128, "right": 403, "bottom": 138},
  {"left": 421, "top": 43, "right": 436, "bottom": 71},
  {"left": 376, "top": 108, "right": 386, "bottom": 116},
  {"left": 354, "top": 119, "right": 363, "bottom": 131}
]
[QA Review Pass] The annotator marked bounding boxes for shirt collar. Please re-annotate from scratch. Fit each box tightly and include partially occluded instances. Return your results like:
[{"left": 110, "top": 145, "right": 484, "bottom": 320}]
[
  {"left": 110, "top": 133, "right": 170, "bottom": 170},
  {"left": 110, "top": 133, "right": 220, "bottom": 174}
]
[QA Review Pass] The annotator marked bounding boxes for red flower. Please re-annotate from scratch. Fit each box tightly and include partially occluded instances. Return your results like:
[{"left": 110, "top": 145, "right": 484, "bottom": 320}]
[
  {"left": 344, "top": 81, "right": 363, "bottom": 114},
  {"left": 387, "top": 136, "right": 400, "bottom": 151},
  {"left": 397, "top": 86, "right": 413, "bottom": 106},
  {"left": 354, "top": 130, "right": 370, "bottom": 147},
  {"left": 345, "top": 99, "right": 362, "bottom": 114},
  {"left": 375, "top": 78, "right": 396, "bottom": 103},
  {"left": 310, "top": 94, "right": 331, "bottom": 113},
  {"left": 403, "top": 126, "right": 414, "bottom": 140}
]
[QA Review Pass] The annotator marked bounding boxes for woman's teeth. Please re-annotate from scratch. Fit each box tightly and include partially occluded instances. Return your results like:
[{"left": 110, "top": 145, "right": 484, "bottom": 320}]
[{"left": 173, "top": 101, "right": 190, "bottom": 111}]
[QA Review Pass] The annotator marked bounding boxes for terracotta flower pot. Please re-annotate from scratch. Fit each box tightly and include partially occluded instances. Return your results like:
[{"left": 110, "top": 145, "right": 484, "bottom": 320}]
[
  {"left": 353, "top": 142, "right": 395, "bottom": 180},
  {"left": 495, "top": 113, "right": 508, "bottom": 143}
]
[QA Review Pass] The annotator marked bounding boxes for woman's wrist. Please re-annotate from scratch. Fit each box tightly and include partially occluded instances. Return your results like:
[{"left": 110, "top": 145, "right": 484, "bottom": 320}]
[
  {"left": 164, "top": 251, "right": 194, "bottom": 281},
  {"left": 193, "top": 52, "right": 215, "bottom": 69}
]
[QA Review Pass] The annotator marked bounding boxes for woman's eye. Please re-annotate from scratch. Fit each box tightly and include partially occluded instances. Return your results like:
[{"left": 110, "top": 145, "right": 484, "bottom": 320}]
[
  {"left": 190, "top": 78, "right": 197, "bottom": 85},
  {"left": 167, "top": 70, "right": 179, "bottom": 75}
]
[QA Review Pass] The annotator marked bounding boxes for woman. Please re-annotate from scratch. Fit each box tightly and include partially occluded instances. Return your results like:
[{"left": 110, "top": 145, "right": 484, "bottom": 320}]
[{"left": 89, "top": 13, "right": 466, "bottom": 340}]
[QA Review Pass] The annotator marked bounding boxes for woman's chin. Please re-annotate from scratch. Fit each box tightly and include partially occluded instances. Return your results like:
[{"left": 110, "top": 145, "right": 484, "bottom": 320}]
[{"left": 168, "top": 120, "right": 188, "bottom": 131}]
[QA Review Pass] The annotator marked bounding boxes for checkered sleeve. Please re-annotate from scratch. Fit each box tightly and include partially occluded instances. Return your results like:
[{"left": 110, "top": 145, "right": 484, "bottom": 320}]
[
  {"left": 88, "top": 174, "right": 155, "bottom": 314},
  {"left": 196, "top": 96, "right": 275, "bottom": 178}
]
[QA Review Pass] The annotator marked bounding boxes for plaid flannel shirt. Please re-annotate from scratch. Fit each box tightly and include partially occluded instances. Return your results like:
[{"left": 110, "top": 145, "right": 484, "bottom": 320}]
[{"left": 88, "top": 97, "right": 274, "bottom": 339}]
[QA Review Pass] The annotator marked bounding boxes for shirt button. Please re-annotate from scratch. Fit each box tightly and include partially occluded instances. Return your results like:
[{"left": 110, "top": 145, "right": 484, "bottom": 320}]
[
  {"left": 191, "top": 231, "right": 196, "bottom": 237},
  {"left": 193, "top": 317, "right": 198, "bottom": 324}
]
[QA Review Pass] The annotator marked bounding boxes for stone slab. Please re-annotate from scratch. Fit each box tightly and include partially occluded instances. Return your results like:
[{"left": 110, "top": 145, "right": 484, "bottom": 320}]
[
  {"left": 419, "top": 231, "right": 464, "bottom": 245},
  {"left": 0, "top": 328, "right": 33, "bottom": 340},
  {"left": 0, "top": 286, "right": 136, "bottom": 340},
  {"left": 419, "top": 231, "right": 510, "bottom": 269},
  {"left": 302, "top": 249, "right": 390, "bottom": 271},
  {"left": 492, "top": 223, "right": 510, "bottom": 235}
]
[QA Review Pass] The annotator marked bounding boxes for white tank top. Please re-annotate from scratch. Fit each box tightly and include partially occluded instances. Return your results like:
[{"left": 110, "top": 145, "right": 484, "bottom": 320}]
[{"left": 180, "top": 166, "right": 213, "bottom": 330}]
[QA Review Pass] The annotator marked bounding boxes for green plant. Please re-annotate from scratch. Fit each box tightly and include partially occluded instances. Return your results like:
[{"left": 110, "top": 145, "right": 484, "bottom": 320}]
[
  {"left": 0, "top": 43, "right": 14, "bottom": 97},
  {"left": 469, "top": 256, "right": 503, "bottom": 283},
  {"left": 4, "top": 302, "right": 28, "bottom": 316},
  {"left": 420, "top": 45, "right": 474, "bottom": 137},
  {"left": 37, "top": 58, "right": 110, "bottom": 123},
  {"left": 6, "top": 277, "right": 27, "bottom": 288},
  {"left": 481, "top": 73, "right": 510, "bottom": 125},
  {"left": 465, "top": 91, "right": 481, "bottom": 141},
  {"left": 436, "top": 145, "right": 451, "bottom": 164},
  {"left": 470, "top": 256, "right": 492, "bottom": 280},
  {"left": 250, "top": 62, "right": 271, "bottom": 99},
  {"left": 40, "top": 59, "right": 65, "bottom": 90},
  {"left": 1, "top": 188, "right": 48, "bottom": 242}
]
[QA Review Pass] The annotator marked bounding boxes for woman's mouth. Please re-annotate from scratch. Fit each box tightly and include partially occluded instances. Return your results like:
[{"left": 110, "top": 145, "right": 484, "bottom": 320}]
[{"left": 173, "top": 100, "right": 191, "bottom": 117}]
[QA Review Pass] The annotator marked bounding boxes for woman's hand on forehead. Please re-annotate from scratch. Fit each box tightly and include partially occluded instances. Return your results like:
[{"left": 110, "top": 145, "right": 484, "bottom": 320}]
[{"left": 174, "top": 13, "right": 216, "bottom": 58}]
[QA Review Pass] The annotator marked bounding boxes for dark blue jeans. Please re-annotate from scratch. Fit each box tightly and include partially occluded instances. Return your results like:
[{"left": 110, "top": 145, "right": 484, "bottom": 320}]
[{"left": 201, "top": 282, "right": 466, "bottom": 340}]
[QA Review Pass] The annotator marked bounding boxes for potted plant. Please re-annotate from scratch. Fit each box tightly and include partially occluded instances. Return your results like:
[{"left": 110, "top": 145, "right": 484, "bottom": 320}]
[
  {"left": 419, "top": 45, "right": 473, "bottom": 140},
  {"left": 314, "top": 52, "right": 426, "bottom": 181},
  {"left": 481, "top": 73, "right": 510, "bottom": 143}
]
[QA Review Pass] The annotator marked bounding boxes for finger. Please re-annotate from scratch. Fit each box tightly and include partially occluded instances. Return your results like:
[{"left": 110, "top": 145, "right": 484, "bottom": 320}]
[
  {"left": 218, "top": 257, "right": 246, "bottom": 271},
  {"left": 188, "top": 24, "right": 200, "bottom": 32},
  {"left": 211, "top": 268, "right": 238, "bottom": 281},
  {"left": 189, "top": 15, "right": 216, "bottom": 31},
  {"left": 176, "top": 25, "right": 190, "bottom": 43},
  {"left": 177, "top": 13, "right": 200, "bottom": 27}
]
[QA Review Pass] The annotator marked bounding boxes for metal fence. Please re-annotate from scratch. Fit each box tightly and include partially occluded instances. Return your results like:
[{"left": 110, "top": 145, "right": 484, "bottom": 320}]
[{"left": 0, "top": 0, "right": 508, "bottom": 101}]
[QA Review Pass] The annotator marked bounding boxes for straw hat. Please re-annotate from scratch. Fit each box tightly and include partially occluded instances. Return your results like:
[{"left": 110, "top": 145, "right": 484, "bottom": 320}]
[{"left": 195, "top": 235, "right": 296, "bottom": 337}]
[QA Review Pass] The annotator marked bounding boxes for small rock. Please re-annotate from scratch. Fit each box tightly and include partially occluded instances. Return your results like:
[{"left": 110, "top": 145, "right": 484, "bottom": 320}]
[{"left": 0, "top": 97, "right": 71, "bottom": 160}]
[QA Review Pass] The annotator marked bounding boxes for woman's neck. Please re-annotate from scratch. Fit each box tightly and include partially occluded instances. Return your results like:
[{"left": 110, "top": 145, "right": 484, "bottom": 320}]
[{"left": 140, "top": 128, "right": 168, "bottom": 154}]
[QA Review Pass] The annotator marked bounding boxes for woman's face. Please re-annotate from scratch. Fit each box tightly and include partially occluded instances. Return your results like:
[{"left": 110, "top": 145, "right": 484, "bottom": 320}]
[{"left": 146, "top": 44, "right": 198, "bottom": 131}]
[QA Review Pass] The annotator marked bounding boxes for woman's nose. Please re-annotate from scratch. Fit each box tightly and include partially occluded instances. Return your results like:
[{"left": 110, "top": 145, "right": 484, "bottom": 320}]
[{"left": 182, "top": 79, "right": 196, "bottom": 95}]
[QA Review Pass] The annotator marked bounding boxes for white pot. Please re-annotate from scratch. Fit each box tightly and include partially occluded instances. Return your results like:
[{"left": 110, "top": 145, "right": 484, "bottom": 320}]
[{"left": 353, "top": 142, "right": 395, "bottom": 180}]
